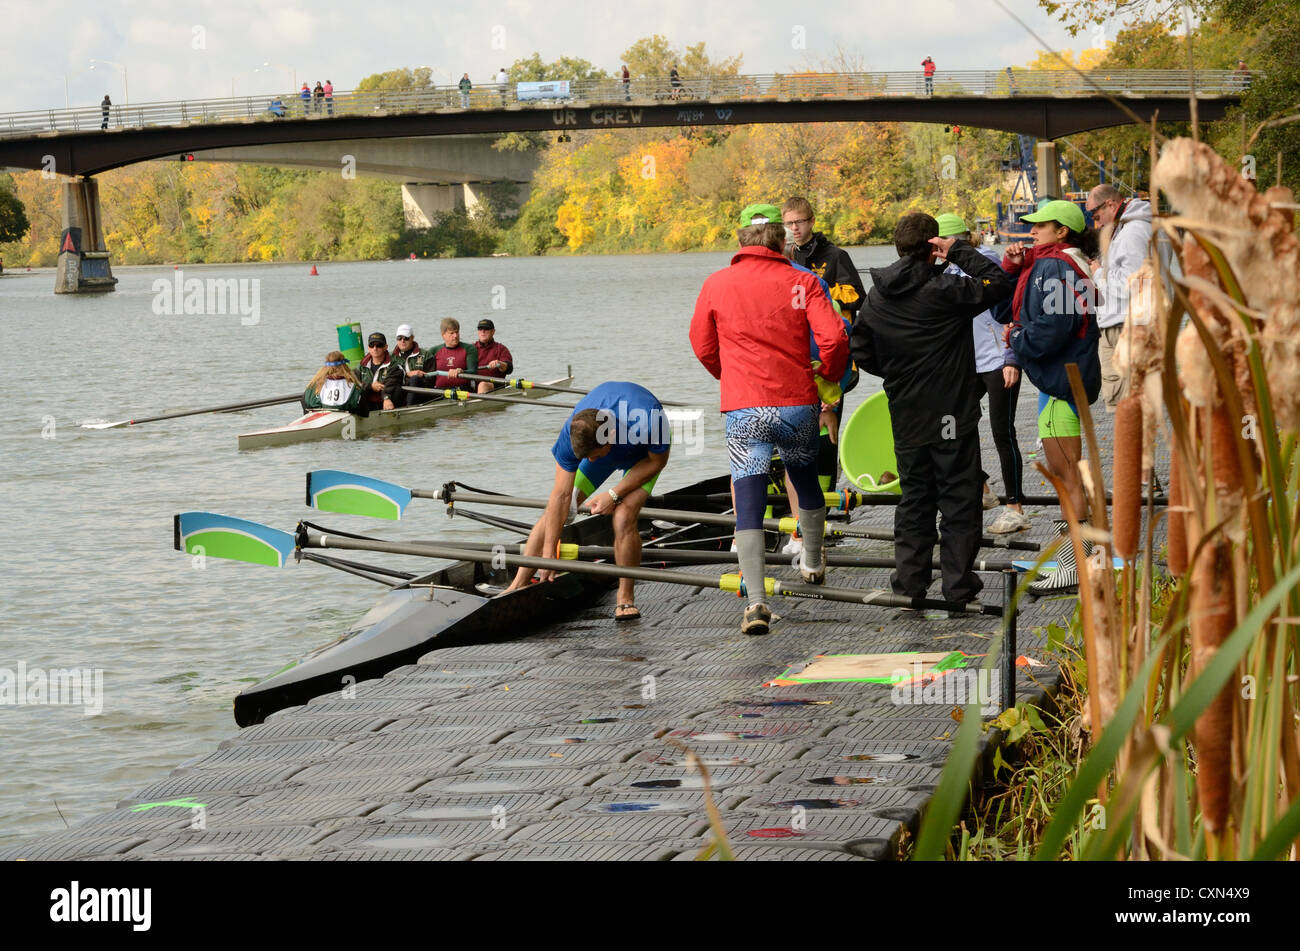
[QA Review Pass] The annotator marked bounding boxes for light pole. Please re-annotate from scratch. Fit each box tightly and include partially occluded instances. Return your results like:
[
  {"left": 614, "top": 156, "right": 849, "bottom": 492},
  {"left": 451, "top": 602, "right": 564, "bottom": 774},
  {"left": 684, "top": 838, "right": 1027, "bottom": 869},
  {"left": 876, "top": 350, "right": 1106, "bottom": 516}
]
[{"left": 89, "top": 58, "right": 128, "bottom": 105}]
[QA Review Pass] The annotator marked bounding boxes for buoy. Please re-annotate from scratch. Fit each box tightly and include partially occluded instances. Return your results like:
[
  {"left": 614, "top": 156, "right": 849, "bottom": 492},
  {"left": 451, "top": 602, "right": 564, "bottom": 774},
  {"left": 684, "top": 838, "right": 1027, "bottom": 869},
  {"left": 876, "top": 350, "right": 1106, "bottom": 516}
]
[
  {"left": 174, "top": 264, "right": 179, "bottom": 269},
  {"left": 309, "top": 265, "right": 318, "bottom": 276},
  {"left": 409, "top": 252, "right": 416, "bottom": 260}
]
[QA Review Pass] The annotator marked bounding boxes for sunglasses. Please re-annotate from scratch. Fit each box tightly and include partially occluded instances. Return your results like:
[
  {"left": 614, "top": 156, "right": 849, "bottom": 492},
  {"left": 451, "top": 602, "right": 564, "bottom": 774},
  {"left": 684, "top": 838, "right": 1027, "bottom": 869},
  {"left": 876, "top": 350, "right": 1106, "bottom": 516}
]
[
  {"left": 369, "top": 342, "right": 386, "bottom": 348},
  {"left": 396, "top": 335, "right": 410, "bottom": 341}
]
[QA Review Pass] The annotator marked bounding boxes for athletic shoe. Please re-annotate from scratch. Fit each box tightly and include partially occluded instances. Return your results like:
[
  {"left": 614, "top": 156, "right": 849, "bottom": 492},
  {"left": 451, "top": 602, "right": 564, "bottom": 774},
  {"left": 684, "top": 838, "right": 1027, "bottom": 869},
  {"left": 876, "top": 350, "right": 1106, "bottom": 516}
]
[
  {"left": 982, "top": 485, "right": 1000, "bottom": 510},
  {"left": 1029, "top": 526, "right": 1080, "bottom": 595},
  {"left": 798, "top": 548, "right": 826, "bottom": 585},
  {"left": 741, "top": 603, "right": 772, "bottom": 636},
  {"left": 988, "top": 507, "right": 1031, "bottom": 534},
  {"left": 781, "top": 533, "right": 803, "bottom": 556}
]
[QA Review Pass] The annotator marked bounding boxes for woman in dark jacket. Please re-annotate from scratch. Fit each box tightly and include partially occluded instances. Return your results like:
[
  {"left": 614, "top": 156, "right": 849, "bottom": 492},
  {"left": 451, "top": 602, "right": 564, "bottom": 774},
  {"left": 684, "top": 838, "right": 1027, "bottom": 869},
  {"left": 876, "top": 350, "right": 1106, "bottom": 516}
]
[{"left": 1001, "top": 200, "right": 1100, "bottom": 593}]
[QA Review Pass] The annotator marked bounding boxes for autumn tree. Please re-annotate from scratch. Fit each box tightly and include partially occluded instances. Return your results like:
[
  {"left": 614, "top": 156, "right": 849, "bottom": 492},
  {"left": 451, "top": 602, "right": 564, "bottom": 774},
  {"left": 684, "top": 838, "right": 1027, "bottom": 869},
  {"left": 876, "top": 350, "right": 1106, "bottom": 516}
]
[
  {"left": 621, "top": 35, "right": 742, "bottom": 79},
  {"left": 0, "top": 174, "right": 30, "bottom": 245},
  {"left": 355, "top": 67, "right": 434, "bottom": 91}
]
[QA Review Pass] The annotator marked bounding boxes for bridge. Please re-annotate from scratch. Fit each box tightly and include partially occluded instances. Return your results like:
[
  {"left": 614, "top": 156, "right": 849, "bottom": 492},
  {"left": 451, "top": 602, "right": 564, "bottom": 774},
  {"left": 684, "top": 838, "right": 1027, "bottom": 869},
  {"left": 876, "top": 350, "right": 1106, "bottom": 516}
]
[{"left": 0, "top": 69, "right": 1243, "bottom": 293}]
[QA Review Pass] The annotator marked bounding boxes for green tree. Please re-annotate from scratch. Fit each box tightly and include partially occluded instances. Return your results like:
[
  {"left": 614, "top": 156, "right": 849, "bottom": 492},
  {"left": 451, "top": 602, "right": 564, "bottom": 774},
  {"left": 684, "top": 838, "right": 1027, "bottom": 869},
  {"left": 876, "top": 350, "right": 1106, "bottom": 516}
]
[
  {"left": 507, "top": 53, "right": 609, "bottom": 83},
  {"left": 355, "top": 67, "right": 434, "bottom": 92},
  {"left": 621, "top": 35, "right": 741, "bottom": 79},
  {"left": 0, "top": 174, "right": 30, "bottom": 244}
]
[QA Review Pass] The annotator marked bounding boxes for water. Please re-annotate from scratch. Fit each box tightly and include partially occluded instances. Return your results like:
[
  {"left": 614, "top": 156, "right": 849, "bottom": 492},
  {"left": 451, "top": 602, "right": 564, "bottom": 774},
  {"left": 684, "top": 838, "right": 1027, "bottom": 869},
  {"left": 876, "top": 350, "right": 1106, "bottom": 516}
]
[{"left": 0, "top": 248, "right": 895, "bottom": 848}]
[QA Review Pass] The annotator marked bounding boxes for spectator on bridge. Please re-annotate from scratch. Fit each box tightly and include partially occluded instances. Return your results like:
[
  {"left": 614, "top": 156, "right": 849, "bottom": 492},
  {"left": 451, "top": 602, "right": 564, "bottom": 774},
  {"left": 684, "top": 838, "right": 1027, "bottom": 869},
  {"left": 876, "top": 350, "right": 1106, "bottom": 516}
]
[
  {"left": 313, "top": 81, "right": 324, "bottom": 114},
  {"left": 922, "top": 56, "right": 936, "bottom": 96},
  {"left": 622, "top": 64, "right": 630, "bottom": 101},
  {"left": 300, "top": 83, "right": 312, "bottom": 116},
  {"left": 496, "top": 67, "right": 509, "bottom": 105},
  {"left": 1235, "top": 60, "right": 1251, "bottom": 91},
  {"left": 1087, "top": 183, "right": 1152, "bottom": 412},
  {"left": 459, "top": 73, "right": 472, "bottom": 108},
  {"left": 670, "top": 64, "right": 682, "bottom": 100},
  {"left": 101, "top": 94, "right": 111, "bottom": 130},
  {"left": 268, "top": 97, "right": 287, "bottom": 118},
  {"left": 323, "top": 79, "right": 334, "bottom": 115}
]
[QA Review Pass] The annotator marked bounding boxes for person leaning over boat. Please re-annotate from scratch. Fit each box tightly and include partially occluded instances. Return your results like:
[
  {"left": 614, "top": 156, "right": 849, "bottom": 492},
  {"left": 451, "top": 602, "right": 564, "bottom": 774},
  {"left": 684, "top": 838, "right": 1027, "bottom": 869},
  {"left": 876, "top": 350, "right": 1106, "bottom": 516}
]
[
  {"left": 999, "top": 200, "right": 1101, "bottom": 595},
  {"left": 505, "top": 381, "right": 670, "bottom": 622},
  {"left": 850, "top": 212, "right": 1014, "bottom": 615},
  {"left": 358, "top": 332, "right": 401, "bottom": 410},
  {"left": 427, "top": 318, "right": 478, "bottom": 391},
  {"left": 690, "top": 203, "right": 848, "bottom": 636},
  {"left": 473, "top": 318, "right": 514, "bottom": 395},
  {"left": 390, "top": 323, "right": 435, "bottom": 406},
  {"left": 302, "top": 351, "right": 369, "bottom": 414}
]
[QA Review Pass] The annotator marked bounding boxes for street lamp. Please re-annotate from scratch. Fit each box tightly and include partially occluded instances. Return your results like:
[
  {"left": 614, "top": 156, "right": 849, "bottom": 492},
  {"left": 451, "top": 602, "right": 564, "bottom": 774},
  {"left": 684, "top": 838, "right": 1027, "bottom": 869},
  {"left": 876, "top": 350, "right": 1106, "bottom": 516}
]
[{"left": 89, "top": 58, "right": 128, "bottom": 105}]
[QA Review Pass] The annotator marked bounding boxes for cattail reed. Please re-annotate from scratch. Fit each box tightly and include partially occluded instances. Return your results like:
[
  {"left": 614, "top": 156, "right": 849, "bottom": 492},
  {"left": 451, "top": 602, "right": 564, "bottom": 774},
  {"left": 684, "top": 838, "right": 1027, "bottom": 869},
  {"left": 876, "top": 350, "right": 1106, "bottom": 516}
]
[
  {"left": 1112, "top": 397, "right": 1143, "bottom": 561},
  {"left": 1190, "top": 537, "right": 1235, "bottom": 835}
]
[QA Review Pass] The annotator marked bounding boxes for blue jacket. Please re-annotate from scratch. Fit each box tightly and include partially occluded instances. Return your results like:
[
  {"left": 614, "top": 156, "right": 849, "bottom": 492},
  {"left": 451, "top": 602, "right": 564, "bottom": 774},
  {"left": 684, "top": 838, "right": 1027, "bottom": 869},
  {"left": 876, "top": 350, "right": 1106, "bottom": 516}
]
[{"left": 1007, "top": 253, "right": 1100, "bottom": 404}]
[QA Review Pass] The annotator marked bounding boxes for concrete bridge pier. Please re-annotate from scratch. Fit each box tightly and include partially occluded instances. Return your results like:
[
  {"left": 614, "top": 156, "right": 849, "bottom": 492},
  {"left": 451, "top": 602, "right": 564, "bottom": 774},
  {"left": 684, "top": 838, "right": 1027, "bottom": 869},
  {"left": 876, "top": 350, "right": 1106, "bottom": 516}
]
[
  {"left": 54, "top": 177, "right": 118, "bottom": 294},
  {"left": 400, "top": 181, "right": 531, "bottom": 227}
]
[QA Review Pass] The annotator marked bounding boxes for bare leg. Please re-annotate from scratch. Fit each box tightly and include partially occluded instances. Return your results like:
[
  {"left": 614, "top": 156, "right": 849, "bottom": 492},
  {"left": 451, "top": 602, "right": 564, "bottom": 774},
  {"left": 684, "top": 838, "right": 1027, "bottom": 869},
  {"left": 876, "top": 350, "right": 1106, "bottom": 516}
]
[
  {"left": 1042, "top": 436, "right": 1086, "bottom": 523},
  {"left": 477, "top": 381, "right": 493, "bottom": 394},
  {"left": 612, "top": 489, "right": 647, "bottom": 608}
]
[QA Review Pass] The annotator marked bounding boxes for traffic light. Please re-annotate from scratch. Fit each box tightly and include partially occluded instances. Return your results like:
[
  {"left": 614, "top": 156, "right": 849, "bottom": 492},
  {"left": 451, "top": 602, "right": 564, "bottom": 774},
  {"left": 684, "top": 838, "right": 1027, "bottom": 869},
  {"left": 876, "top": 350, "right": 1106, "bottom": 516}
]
[{"left": 178, "top": 153, "right": 194, "bottom": 161}]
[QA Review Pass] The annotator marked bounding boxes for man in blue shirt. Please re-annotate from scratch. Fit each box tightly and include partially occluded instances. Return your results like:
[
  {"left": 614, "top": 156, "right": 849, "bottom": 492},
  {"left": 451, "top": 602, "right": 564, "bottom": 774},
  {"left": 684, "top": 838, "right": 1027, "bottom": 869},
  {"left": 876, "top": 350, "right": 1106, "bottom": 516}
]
[{"left": 506, "top": 381, "right": 671, "bottom": 621}]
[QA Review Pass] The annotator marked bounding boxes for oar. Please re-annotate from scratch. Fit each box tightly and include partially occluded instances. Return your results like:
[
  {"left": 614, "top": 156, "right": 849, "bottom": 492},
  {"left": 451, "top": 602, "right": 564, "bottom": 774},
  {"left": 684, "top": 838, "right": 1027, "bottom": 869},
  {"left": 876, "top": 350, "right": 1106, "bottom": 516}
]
[
  {"left": 418, "top": 539, "right": 1019, "bottom": 573},
  {"left": 83, "top": 393, "right": 302, "bottom": 429},
  {"left": 172, "top": 512, "right": 1002, "bottom": 617},
  {"left": 454, "top": 372, "right": 691, "bottom": 407},
  {"left": 402, "top": 385, "right": 576, "bottom": 410},
  {"left": 303, "top": 470, "right": 1043, "bottom": 551}
]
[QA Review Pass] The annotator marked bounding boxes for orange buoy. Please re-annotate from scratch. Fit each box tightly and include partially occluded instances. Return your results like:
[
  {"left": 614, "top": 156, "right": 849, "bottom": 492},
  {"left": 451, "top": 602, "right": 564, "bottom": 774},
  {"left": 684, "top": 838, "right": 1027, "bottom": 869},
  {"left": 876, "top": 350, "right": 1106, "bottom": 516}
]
[{"left": 309, "top": 265, "right": 319, "bottom": 276}]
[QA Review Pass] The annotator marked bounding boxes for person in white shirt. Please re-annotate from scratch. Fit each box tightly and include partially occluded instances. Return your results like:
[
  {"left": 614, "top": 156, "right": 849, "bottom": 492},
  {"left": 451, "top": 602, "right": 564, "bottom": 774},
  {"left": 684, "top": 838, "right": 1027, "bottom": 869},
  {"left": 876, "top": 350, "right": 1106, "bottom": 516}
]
[
  {"left": 1087, "top": 184, "right": 1152, "bottom": 411},
  {"left": 496, "top": 68, "right": 509, "bottom": 105}
]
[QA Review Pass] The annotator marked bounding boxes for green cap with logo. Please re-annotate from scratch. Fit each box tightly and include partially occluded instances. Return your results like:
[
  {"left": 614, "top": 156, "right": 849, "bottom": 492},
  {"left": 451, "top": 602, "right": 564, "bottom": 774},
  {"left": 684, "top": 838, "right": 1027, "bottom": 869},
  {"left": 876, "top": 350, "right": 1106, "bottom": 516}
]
[
  {"left": 739, "top": 203, "right": 782, "bottom": 226},
  {"left": 935, "top": 213, "right": 968, "bottom": 237},
  {"left": 1021, "top": 199, "right": 1086, "bottom": 234}
]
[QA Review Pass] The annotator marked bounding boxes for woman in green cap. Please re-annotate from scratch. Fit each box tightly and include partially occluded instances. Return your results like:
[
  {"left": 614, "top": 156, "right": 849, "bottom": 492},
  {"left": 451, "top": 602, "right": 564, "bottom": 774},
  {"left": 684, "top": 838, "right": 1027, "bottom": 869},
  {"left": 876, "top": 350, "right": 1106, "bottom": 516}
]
[{"left": 1001, "top": 199, "right": 1100, "bottom": 594}]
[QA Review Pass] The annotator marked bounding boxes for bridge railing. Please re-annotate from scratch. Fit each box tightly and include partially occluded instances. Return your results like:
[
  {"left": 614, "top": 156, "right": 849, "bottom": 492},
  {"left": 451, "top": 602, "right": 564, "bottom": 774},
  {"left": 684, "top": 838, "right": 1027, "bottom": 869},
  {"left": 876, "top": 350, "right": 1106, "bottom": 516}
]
[{"left": 0, "top": 69, "right": 1251, "bottom": 140}]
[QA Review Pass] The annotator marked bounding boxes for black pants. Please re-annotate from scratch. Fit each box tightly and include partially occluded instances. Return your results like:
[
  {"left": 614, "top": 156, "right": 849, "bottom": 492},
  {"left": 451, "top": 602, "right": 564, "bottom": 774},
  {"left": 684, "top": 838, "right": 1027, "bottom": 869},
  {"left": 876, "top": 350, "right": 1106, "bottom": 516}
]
[
  {"left": 892, "top": 429, "right": 984, "bottom": 604},
  {"left": 978, "top": 368, "right": 1023, "bottom": 504}
]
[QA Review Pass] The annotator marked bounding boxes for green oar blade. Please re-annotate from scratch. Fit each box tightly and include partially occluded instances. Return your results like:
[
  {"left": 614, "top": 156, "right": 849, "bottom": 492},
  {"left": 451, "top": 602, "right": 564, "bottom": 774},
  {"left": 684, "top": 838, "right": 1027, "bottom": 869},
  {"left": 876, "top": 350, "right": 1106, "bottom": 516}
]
[
  {"left": 306, "top": 469, "right": 413, "bottom": 521},
  {"left": 174, "top": 513, "right": 296, "bottom": 567}
]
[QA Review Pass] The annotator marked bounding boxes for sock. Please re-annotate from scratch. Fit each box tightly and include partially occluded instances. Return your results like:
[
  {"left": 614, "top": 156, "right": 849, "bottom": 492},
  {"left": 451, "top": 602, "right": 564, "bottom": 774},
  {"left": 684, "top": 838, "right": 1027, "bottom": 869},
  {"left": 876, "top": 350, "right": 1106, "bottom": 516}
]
[
  {"left": 735, "top": 529, "right": 767, "bottom": 607},
  {"left": 798, "top": 506, "right": 827, "bottom": 562}
]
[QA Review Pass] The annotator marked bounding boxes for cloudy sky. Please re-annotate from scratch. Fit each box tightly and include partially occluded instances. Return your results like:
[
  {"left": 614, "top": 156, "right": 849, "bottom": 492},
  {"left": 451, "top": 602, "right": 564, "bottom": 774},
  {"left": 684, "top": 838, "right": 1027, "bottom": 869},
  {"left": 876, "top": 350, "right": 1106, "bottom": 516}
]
[{"left": 3, "top": 0, "right": 1099, "bottom": 113}]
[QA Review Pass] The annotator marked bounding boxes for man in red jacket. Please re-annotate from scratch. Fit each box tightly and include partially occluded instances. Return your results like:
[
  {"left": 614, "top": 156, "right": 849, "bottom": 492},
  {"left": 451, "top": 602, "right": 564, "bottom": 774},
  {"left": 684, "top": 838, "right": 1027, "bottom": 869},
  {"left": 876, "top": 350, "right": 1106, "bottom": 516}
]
[{"left": 690, "top": 203, "right": 848, "bottom": 635}]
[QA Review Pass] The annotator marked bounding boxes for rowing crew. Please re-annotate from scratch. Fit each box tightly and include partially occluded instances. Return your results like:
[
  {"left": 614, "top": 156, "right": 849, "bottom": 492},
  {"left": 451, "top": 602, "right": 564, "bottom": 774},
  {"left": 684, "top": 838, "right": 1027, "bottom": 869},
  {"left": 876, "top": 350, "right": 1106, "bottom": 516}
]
[{"left": 302, "top": 317, "right": 514, "bottom": 414}]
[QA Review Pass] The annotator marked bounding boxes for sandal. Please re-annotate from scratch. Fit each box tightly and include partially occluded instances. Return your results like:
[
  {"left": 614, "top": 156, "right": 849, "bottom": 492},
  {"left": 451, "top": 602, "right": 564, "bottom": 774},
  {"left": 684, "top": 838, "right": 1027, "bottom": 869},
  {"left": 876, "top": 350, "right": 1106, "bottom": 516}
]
[{"left": 615, "top": 603, "right": 641, "bottom": 621}]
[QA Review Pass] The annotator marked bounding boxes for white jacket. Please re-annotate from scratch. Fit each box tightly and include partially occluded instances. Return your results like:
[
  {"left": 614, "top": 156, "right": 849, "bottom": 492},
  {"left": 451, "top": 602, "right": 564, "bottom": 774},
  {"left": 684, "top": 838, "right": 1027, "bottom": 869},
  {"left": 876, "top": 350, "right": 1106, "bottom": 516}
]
[{"left": 1095, "top": 198, "right": 1152, "bottom": 329}]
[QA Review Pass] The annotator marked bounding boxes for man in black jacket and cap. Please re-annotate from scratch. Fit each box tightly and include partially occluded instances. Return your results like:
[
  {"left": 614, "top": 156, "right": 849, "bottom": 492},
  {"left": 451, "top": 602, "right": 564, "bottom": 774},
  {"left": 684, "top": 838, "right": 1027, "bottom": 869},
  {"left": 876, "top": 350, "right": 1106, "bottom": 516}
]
[{"left": 851, "top": 212, "right": 1015, "bottom": 611}]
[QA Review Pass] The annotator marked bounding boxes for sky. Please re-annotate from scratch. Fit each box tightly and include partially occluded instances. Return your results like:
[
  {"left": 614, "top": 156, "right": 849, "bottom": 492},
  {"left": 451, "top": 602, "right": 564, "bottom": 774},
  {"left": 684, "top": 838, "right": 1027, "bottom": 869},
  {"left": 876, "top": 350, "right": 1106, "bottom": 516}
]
[{"left": 1, "top": 0, "right": 1100, "bottom": 113}]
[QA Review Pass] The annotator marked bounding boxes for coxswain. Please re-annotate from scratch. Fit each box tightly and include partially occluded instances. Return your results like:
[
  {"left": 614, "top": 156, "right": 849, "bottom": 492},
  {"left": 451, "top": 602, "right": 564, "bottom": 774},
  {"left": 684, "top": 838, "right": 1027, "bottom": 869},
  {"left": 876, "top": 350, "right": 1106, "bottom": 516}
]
[
  {"left": 505, "top": 381, "right": 671, "bottom": 621},
  {"left": 302, "top": 351, "right": 368, "bottom": 414},
  {"left": 428, "top": 318, "right": 478, "bottom": 390},
  {"left": 473, "top": 318, "right": 514, "bottom": 394}
]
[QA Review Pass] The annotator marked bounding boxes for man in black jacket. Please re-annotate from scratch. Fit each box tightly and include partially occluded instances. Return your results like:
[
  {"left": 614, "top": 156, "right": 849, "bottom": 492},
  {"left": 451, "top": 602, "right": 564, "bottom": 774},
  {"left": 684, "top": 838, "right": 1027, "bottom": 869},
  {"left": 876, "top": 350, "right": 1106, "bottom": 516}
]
[
  {"left": 851, "top": 212, "right": 1015, "bottom": 610},
  {"left": 783, "top": 196, "right": 865, "bottom": 322}
]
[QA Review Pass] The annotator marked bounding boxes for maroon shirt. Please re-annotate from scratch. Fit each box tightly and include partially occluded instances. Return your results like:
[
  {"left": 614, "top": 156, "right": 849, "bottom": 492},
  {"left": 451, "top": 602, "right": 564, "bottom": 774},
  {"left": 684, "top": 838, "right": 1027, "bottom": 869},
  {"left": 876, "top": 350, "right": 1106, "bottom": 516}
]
[
  {"left": 475, "top": 339, "right": 514, "bottom": 379},
  {"left": 431, "top": 343, "right": 476, "bottom": 389}
]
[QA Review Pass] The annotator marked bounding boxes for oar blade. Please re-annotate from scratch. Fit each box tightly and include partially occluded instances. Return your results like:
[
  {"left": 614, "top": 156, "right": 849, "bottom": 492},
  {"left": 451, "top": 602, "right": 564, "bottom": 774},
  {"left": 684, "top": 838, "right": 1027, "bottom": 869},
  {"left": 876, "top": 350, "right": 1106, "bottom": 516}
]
[
  {"left": 174, "top": 512, "right": 296, "bottom": 567},
  {"left": 81, "top": 419, "right": 131, "bottom": 430},
  {"left": 306, "top": 469, "right": 412, "bottom": 521}
]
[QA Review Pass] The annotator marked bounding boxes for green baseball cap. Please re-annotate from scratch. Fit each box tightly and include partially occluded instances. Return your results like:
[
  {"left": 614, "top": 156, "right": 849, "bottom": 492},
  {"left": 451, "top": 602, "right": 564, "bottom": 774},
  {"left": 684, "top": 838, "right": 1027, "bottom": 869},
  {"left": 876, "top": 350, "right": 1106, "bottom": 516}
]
[
  {"left": 739, "top": 203, "right": 782, "bottom": 226},
  {"left": 1022, "top": 199, "right": 1086, "bottom": 233},
  {"left": 935, "top": 213, "right": 968, "bottom": 237}
]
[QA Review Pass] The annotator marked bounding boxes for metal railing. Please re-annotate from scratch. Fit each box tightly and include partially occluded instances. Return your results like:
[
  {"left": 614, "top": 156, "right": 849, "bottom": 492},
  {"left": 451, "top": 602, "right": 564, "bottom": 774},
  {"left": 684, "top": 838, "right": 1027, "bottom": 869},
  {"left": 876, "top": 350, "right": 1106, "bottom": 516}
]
[{"left": 0, "top": 69, "right": 1250, "bottom": 139}]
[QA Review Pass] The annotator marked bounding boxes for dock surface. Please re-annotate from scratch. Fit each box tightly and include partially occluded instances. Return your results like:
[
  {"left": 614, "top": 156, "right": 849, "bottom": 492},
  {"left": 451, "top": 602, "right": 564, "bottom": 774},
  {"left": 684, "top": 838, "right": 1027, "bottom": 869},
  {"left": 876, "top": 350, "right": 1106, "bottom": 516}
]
[{"left": 5, "top": 400, "right": 1164, "bottom": 861}]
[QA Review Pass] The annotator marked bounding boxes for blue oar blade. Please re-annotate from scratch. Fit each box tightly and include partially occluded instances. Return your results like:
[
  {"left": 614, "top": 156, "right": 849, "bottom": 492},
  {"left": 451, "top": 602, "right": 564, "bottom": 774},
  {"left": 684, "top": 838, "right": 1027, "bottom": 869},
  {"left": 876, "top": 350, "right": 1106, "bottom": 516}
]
[
  {"left": 174, "top": 512, "right": 296, "bottom": 567},
  {"left": 306, "top": 469, "right": 412, "bottom": 521},
  {"left": 1013, "top": 555, "right": 1127, "bottom": 572}
]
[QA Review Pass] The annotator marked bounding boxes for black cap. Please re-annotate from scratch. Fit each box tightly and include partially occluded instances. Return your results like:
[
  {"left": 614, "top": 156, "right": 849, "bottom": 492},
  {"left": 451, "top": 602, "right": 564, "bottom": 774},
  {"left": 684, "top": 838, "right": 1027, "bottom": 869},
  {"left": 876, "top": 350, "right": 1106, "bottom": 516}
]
[
  {"left": 368, "top": 332, "right": 387, "bottom": 346},
  {"left": 477, "top": 319, "right": 495, "bottom": 330}
]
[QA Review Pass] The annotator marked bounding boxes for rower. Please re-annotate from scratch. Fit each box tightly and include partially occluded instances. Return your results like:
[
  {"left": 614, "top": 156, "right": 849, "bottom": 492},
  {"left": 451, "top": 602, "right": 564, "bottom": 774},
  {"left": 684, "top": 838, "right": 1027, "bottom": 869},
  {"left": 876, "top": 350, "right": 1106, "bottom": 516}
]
[
  {"left": 392, "top": 323, "right": 434, "bottom": 406},
  {"left": 429, "top": 318, "right": 478, "bottom": 391},
  {"left": 473, "top": 318, "right": 514, "bottom": 395},
  {"left": 359, "top": 332, "right": 400, "bottom": 410},
  {"left": 301, "top": 350, "right": 368, "bottom": 414},
  {"left": 505, "top": 381, "right": 671, "bottom": 622}
]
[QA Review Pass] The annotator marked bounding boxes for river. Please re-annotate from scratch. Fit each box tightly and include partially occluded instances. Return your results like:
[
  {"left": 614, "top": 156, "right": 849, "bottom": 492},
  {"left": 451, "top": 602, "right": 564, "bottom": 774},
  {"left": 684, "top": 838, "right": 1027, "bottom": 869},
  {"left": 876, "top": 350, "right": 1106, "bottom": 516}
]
[{"left": 0, "top": 247, "right": 897, "bottom": 848}]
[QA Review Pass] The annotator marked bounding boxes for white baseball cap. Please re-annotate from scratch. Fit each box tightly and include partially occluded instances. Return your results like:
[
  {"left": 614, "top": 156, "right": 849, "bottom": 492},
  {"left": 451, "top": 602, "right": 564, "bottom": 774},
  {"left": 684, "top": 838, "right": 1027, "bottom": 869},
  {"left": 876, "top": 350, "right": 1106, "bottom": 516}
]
[{"left": 395, "top": 324, "right": 413, "bottom": 338}]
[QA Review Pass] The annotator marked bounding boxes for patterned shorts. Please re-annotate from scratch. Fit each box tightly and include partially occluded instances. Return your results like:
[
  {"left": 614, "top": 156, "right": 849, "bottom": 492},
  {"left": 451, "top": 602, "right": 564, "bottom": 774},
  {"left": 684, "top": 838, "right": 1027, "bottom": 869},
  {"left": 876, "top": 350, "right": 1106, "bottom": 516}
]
[{"left": 724, "top": 404, "right": 819, "bottom": 480}]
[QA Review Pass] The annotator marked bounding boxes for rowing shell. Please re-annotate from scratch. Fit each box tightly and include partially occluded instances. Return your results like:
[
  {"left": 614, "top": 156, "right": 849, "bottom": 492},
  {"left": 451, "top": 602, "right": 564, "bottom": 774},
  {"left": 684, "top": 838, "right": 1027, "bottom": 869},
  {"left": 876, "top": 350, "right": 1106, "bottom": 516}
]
[
  {"left": 236, "top": 374, "right": 574, "bottom": 450},
  {"left": 230, "top": 474, "right": 734, "bottom": 726}
]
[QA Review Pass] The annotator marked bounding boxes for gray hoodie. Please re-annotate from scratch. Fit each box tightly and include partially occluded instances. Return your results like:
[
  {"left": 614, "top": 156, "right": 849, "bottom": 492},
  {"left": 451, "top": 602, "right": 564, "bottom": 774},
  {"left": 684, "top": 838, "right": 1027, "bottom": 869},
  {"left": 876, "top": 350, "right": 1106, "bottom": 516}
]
[{"left": 1096, "top": 198, "right": 1152, "bottom": 329}]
